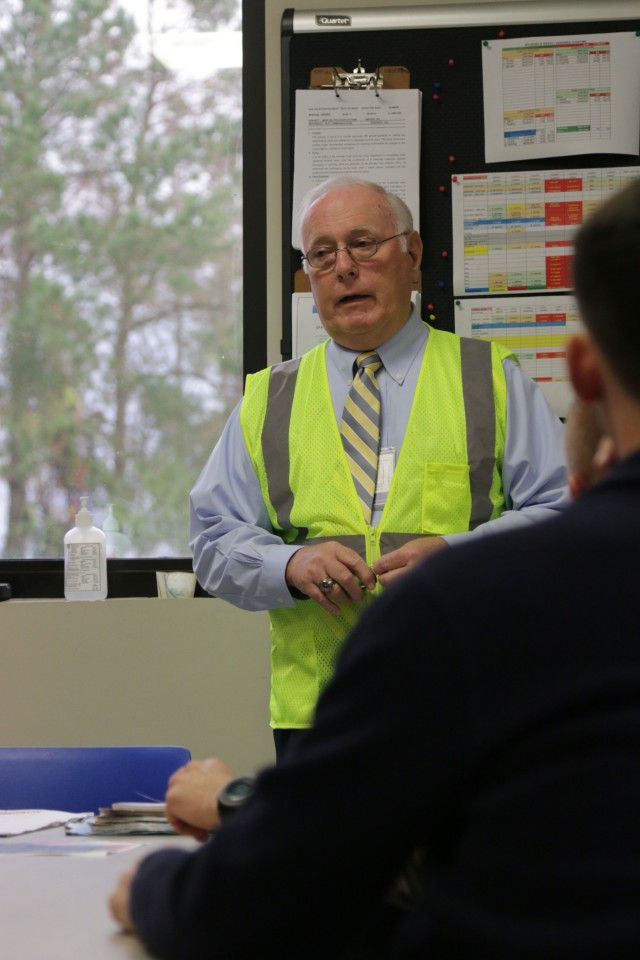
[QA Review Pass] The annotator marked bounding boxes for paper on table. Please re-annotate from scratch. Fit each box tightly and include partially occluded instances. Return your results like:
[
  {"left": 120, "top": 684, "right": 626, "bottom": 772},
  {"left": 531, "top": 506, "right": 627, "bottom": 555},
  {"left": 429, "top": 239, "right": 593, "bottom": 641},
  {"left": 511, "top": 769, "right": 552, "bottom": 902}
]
[
  {"left": 66, "top": 799, "right": 176, "bottom": 836},
  {"left": 0, "top": 809, "right": 92, "bottom": 837},
  {"left": 0, "top": 839, "right": 143, "bottom": 856}
]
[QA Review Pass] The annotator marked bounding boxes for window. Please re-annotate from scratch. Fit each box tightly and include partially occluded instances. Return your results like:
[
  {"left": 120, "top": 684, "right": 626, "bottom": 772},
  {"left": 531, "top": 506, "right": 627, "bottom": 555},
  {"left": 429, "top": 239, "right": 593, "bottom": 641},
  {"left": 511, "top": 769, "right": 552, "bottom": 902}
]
[{"left": 0, "top": 0, "right": 265, "bottom": 596}]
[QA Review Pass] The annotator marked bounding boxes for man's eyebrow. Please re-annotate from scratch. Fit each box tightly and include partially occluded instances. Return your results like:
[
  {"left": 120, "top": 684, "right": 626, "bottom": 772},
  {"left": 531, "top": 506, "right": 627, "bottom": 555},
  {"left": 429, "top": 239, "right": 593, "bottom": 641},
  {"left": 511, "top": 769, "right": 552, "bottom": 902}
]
[{"left": 308, "top": 227, "right": 375, "bottom": 245}]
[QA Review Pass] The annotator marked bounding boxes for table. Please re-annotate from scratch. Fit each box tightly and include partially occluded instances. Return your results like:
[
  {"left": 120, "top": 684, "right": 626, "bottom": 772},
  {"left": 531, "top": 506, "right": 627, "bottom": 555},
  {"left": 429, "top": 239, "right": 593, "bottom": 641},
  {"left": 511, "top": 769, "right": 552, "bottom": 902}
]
[{"left": 0, "top": 826, "right": 197, "bottom": 959}]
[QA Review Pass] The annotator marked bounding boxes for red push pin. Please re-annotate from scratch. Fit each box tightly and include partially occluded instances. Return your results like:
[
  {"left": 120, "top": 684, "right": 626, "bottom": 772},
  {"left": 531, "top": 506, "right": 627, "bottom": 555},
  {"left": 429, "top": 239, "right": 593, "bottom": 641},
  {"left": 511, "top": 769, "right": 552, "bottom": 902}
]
[
  {"left": 441, "top": 250, "right": 449, "bottom": 258},
  {"left": 438, "top": 185, "right": 446, "bottom": 193},
  {"left": 452, "top": 175, "right": 458, "bottom": 183},
  {"left": 498, "top": 29, "right": 505, "bottom": 38},
  {"left": 427, "top": 304, "right": 434, "bottom": 312},
  {"left": 448, "top": 155, "right": 456, "bottom": 163},
  {"left": 448, "top": 58, "right": 455, "bottom": 67},
  {"left": 433, "top": 93, "right": 440, "bottom": 101}
]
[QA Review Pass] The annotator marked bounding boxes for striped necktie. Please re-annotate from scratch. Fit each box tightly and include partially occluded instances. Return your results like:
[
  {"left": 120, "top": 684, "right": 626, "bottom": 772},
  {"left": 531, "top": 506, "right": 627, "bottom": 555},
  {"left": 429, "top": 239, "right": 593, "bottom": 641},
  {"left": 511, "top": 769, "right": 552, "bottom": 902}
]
[{"left": 341, "top": 351, "right": 383, "bottom": 524}]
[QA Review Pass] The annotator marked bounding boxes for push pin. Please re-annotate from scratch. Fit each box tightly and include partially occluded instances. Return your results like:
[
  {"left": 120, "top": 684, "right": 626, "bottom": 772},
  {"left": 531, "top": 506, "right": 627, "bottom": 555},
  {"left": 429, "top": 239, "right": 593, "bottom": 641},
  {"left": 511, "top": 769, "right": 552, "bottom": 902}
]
[
  {"left": 442, "top": 250, "right": 449, "bottom": 258},
  {"left": 438, "top": 185, "right": 446, "bottom": 193},
  {"left": 448, "top": 155, "right": 456, "bottom": 163},
  {"left": 452, "top": 175, "right": 458, "bottom": 183},
  {"left": 448, "top": 58, "right": 455, "bottom": 67},
  {"left": 498, "top": 30, "right": 505, "bottom": 38},
  {"left": 438, "top": 280, "right": 446, "bottom": 289},
  {"left": 433, "top": 93, "right": 440, "bottom": 101}
]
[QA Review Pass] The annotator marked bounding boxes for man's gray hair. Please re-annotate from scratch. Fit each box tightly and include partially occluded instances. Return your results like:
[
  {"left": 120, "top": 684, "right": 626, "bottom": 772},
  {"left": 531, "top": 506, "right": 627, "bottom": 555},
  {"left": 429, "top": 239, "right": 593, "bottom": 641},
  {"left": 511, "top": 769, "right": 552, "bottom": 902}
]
[{"left": 295, "top": 176, "right": 414, "bottom": 252}]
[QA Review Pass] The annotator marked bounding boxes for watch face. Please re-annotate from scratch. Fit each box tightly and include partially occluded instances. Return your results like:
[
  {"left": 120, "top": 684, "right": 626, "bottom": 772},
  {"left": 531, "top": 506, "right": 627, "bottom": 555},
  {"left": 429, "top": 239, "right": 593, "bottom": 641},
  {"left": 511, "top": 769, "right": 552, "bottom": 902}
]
[
  {"left": 226, "top": 779, "right": 254, "bottom": 801},
  {"left": 218, "top": 777, "right": 256, "bottom": 817}
]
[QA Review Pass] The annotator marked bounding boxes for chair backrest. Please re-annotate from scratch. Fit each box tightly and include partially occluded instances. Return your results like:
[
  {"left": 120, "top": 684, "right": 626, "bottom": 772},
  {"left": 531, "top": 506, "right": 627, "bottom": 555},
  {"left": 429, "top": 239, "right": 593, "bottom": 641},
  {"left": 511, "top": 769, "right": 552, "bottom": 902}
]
[{"left": 0, "top": 745, "right": 191, "bottom": 813}]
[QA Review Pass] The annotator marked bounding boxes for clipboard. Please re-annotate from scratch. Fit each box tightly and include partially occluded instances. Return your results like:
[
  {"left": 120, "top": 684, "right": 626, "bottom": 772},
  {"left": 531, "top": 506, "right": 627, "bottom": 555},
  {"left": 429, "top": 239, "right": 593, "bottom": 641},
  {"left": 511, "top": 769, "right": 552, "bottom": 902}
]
[
  {"left": 294, "top": 63, "right": 416, "bottom": 294},
  {"left": 309, "top": 62, "right": 411, "bottom": 94}
]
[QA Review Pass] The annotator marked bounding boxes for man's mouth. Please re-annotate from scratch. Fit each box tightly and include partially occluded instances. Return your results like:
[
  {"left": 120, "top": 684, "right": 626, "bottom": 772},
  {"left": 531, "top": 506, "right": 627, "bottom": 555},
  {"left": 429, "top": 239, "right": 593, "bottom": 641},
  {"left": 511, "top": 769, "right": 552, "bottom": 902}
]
[{"left": 338, "top": 294, "right": 369, "bottom": 305}]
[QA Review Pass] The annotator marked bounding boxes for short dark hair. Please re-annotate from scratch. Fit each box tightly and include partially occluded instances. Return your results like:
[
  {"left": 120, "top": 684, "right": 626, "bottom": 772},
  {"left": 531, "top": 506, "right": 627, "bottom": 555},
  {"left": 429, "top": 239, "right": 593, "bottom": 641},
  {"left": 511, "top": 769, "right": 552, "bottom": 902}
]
[{"left": 572, "top": 176, "right": 640, "bottom": 401}]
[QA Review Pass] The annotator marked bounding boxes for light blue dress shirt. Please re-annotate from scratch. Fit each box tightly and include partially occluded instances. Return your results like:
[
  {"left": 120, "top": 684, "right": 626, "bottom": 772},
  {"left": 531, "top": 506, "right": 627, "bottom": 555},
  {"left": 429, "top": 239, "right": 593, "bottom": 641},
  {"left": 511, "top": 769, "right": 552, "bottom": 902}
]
[{"left": 190, "top": 308, "right": 569, "bottom": 610}]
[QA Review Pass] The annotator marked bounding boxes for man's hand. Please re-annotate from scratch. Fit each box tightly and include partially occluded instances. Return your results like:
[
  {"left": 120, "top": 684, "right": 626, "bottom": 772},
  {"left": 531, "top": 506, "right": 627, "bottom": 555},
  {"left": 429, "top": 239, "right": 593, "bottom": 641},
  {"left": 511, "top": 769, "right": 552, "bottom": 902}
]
[
  {"left": 165, "top": 758, "right": 236, "bottom": 842},
  {"left": 372, "top": 537, "right": 448, "bottom": 588},
  {"left": 109, "top": 865, "right": 139, "bottom": 934},
  {"left": 285, "top": 542, "right": 377, "bottom": 614}
]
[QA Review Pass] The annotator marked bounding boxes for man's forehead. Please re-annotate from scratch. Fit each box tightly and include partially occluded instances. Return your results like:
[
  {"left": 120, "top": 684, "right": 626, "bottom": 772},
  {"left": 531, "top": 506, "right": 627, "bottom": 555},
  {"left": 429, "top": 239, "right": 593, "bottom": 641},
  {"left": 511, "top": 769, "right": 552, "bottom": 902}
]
[{"left": 303, "top": 190, "right": 393, "bottom": 239}]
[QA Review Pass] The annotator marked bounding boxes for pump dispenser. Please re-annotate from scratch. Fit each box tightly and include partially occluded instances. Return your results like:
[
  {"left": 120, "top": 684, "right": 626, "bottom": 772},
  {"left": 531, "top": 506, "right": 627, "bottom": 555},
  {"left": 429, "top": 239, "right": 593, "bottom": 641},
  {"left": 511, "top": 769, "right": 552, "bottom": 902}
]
[{"left": 63, "top": 497, "right": 108, "bottom": 600}]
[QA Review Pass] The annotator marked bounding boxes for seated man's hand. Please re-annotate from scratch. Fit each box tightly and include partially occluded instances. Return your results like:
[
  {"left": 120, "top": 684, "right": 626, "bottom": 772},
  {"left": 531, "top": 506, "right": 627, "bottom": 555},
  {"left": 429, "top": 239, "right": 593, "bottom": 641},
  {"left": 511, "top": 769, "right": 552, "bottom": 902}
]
[
  {"left": 165, "top": 757, "right": 236, "bottom": 841},
  {"left": 109, "top": 864, "right": 139, "bottom": 934},
  {"left": 372, "top": 536, "right": 447, "bottom": 588}
]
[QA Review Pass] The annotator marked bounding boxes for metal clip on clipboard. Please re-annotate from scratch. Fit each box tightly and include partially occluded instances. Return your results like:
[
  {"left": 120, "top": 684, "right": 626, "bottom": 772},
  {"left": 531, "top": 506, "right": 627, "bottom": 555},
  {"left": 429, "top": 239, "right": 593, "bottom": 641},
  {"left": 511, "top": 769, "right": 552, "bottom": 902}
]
[{"left": 320, "top": 61, "right": 384, "bottom": 97}]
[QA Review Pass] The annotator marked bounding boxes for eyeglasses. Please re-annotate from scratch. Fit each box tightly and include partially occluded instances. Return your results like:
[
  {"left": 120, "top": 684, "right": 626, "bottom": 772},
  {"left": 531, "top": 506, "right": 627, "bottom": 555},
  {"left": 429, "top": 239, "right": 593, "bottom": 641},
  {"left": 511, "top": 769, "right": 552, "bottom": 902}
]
[{"left": 301, "top": 231, "right": 409, "bottom": 271}]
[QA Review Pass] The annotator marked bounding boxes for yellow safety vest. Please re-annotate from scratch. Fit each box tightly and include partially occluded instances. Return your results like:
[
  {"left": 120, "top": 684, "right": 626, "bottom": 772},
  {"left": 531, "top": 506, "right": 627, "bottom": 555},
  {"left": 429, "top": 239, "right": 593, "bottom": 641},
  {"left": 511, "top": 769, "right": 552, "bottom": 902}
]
[{"left": 241, "top": 326, "right": 513, "bottom": 728}]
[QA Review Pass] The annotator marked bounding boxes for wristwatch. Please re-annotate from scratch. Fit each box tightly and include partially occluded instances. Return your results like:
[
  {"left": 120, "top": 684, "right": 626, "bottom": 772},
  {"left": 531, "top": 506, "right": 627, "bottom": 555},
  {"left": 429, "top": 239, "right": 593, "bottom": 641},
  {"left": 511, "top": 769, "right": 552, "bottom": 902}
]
[{"left": 217, "top": 776, "right": 256, "bottom": 820}]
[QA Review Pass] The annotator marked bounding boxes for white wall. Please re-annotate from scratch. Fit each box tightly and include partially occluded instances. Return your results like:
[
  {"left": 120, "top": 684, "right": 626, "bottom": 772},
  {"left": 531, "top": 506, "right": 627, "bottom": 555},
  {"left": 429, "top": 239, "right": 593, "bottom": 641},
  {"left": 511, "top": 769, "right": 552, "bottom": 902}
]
[{"left": 0, "top": 599, "right": 274, "bottom": 773}]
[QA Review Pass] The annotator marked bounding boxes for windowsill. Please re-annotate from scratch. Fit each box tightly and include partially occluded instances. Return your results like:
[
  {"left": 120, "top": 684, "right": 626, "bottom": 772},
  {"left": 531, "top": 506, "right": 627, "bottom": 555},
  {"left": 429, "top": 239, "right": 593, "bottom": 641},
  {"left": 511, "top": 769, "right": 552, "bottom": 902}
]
[{"left": 0, "top": 558, "right": 211, "bottom": 600}]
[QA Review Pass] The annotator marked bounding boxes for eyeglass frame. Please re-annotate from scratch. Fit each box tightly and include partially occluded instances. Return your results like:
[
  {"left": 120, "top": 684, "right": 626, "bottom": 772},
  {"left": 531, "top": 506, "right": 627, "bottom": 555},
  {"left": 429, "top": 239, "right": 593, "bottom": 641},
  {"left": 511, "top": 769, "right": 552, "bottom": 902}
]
[{"left": 301, "top": 230, "right": 410, "bottom": 271}]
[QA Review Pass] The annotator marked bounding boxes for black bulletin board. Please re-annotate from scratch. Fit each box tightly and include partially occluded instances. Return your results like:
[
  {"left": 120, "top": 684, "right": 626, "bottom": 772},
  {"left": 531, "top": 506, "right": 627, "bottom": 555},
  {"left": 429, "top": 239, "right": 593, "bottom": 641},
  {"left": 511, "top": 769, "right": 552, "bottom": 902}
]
[{"left": 280, "top": 2, "right": 640, "bottom": 360}]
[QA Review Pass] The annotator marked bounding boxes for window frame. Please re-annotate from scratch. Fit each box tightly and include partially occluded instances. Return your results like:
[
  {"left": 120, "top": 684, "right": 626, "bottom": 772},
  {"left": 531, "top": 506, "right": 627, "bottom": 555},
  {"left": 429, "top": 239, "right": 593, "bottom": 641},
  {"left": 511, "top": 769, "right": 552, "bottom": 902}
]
[{"left": 0, "top": 0, "right": 266, "bottom": 600}]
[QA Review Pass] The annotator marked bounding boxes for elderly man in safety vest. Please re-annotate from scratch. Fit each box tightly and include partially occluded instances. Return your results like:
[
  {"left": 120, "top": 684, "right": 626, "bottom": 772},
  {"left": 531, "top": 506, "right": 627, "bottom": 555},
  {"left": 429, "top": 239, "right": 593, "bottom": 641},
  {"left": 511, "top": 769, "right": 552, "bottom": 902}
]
[{"left": 189, "top": 175, "right": 568, "bottom": 759}]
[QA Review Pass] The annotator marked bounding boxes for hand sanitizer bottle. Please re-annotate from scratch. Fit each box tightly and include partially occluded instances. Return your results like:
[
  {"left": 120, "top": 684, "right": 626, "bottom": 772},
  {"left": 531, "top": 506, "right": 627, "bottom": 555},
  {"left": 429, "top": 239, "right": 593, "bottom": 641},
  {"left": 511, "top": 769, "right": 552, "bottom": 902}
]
[{"left": 64, "top": 497, "right": 108, "bottom": 600}]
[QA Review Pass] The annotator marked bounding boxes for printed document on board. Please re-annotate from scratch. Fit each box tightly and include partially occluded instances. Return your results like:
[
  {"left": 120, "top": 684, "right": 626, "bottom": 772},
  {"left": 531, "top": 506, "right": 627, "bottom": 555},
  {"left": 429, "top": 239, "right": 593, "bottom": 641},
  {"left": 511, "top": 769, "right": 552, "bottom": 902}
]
[
  {"left": 454, "top": 295, "right": 581, "bottom": 417},
  {"left": 482, "top": 32, "right": 640, "bottom": 162},
  {"left": 291, "top": 88, "right": 421, "bottom": 249}
]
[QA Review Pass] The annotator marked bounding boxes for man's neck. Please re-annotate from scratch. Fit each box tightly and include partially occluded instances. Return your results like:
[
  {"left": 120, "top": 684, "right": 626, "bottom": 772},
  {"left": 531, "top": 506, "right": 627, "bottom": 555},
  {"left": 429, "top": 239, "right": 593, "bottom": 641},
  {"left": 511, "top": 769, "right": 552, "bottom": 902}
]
[{"left": 603, "top": 388, "right": 640, "bottom": 460}]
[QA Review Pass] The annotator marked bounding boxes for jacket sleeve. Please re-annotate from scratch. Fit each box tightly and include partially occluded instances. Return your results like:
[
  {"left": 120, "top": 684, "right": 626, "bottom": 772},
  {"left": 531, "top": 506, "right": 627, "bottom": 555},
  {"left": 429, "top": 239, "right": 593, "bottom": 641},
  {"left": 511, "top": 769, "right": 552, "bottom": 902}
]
[{"left": 129, "top": 564, "right": 471, "bottom": 959}]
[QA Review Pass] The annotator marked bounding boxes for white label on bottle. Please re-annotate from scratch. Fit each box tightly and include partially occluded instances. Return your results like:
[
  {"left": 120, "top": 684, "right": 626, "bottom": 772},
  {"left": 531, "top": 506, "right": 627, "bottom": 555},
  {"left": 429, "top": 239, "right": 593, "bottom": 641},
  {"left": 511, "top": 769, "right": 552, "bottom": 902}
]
[{"left": 65, "top": 543, "right": 104, "bottom": 592}]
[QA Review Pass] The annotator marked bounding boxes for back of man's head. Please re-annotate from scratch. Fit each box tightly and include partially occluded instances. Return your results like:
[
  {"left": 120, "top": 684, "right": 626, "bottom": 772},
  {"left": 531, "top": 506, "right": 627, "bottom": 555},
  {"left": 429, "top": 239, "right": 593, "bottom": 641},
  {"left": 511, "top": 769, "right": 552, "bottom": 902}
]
[{"left": 572, "top": 176, "right": 640, "bottom": 402}]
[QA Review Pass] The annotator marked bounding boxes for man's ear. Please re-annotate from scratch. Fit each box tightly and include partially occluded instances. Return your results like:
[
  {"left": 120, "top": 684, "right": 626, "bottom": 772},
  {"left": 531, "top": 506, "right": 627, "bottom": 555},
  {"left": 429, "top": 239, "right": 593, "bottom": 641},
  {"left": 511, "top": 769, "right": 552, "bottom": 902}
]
[
  {"left": 407, "top": 230, "right": 423, "bottom": 273},
  {"left": 566, "top": 332, "right": 605, "bottom": 402}
]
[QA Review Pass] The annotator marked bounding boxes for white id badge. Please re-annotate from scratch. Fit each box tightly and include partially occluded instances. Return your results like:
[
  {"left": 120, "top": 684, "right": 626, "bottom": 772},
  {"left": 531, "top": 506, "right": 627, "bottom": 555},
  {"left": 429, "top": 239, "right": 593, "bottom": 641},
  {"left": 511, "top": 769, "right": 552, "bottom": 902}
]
[{"left": 376, "top": 447, "right": 395, "bottom": 496}]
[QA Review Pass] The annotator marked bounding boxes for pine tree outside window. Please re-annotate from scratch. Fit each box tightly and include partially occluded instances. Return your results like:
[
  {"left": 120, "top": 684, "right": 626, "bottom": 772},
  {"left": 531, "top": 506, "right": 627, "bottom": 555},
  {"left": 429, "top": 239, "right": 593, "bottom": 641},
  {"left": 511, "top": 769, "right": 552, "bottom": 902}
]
[{"left": 0, "top": 0, "right": 264, "bottom": 596}]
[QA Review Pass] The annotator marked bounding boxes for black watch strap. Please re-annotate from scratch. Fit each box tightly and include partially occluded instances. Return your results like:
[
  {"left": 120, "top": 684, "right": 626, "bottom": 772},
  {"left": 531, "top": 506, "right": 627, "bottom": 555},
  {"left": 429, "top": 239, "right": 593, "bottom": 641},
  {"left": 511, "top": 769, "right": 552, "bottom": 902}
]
[{"left": 217, "top": 776, "right": 256, "bottom": 820}]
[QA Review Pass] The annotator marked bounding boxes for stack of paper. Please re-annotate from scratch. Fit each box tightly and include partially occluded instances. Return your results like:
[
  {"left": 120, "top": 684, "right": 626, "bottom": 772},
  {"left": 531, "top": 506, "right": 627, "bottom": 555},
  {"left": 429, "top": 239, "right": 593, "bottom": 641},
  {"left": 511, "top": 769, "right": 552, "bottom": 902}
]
[
  {"left": 66, "top": 801, "right": 176, "bottom": 836},
  {"left": 0, "top": 809, "right": 91, "bottom": 837}
]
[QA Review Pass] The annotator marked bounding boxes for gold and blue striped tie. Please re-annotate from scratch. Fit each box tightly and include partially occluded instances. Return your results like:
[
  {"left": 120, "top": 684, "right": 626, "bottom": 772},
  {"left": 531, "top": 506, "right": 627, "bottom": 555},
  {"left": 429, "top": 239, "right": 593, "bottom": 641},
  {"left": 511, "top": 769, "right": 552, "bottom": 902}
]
[{"left": 341, "top": 351, "right": 383, "bottom": 524}]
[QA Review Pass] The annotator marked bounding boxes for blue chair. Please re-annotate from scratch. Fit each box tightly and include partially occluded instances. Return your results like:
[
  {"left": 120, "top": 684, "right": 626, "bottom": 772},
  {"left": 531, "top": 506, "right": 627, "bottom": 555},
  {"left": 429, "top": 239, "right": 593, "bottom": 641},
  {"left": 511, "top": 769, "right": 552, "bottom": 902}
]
[{"left": 0, "top": 745, "right": 191, "bottom": 813}]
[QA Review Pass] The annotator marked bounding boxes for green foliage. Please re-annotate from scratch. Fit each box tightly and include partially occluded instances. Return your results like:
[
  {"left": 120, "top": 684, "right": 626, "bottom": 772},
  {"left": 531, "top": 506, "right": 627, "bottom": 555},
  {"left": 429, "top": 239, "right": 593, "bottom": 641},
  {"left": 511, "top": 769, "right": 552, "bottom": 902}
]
[{"left": 0, "top": 0, "right": 243, "bottom": 558}]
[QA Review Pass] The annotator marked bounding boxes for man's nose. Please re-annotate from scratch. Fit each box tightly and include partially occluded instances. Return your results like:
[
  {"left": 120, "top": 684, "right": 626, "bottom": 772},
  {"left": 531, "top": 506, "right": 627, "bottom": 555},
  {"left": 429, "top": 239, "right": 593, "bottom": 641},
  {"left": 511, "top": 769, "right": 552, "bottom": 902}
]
[{"left": 335, "top": 246, "right": 358, "bottom": 279}]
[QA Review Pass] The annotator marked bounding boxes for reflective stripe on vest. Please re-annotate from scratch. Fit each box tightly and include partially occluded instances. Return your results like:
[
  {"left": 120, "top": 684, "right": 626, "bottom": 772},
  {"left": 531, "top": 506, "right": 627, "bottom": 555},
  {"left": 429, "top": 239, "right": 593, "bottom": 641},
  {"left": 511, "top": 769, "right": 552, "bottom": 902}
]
[{"left": 262, "top": 357, "right": 302, "bottom": 534}]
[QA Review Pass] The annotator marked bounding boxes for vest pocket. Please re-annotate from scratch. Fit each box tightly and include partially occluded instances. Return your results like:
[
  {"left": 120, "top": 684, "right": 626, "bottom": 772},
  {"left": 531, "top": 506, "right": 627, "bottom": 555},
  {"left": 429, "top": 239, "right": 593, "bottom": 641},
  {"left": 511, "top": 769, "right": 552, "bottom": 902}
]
[{"left": 422, "top": 462, "right": 471, "bottom": 534}]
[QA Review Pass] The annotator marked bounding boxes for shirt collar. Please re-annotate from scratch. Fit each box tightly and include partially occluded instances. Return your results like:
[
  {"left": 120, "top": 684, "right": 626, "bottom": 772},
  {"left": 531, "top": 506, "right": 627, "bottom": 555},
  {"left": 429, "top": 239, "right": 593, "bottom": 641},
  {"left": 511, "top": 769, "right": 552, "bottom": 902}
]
[{"left": 328, "top": 302, "right": 428, "bottom": 385}]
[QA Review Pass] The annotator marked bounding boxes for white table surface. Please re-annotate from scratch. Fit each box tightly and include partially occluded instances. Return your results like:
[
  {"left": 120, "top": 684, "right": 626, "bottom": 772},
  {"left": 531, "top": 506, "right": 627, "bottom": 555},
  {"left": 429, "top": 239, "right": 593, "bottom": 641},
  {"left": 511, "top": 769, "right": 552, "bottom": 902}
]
[{"left": 0, "top": 826, "right": 197, "bottom": 959}]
